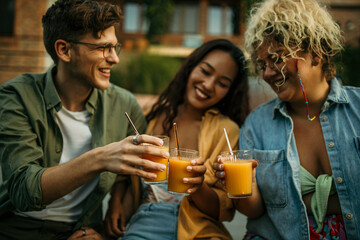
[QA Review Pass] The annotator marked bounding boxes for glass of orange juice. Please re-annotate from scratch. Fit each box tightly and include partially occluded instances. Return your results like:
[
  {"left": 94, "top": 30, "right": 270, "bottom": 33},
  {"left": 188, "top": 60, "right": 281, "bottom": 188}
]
[
  {"left": 167, "top": 148, "right": 199, "bottom": 196},
  {"left": 142, "top": 135, "right": 169, "bottom": 184},
  {"left": 221, "top": 150, "right": 253, "bottom": 198}
]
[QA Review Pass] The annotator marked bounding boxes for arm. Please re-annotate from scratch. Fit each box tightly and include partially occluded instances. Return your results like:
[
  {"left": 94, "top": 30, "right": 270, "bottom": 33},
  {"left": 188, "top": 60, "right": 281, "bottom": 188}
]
[
  {"left": 183, "top": 158, "right": 219, "bottom": 219},
  {"left": 104, "top": 180, "right": 132, "bottom": 238},
  {"left": 41, "top": 135, "right": 168, "bottom": 204}
]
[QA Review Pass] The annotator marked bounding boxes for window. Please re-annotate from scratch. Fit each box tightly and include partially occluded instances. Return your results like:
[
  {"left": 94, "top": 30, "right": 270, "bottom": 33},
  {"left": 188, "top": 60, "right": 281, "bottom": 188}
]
[
  {"left": 207, "top": 5, "right": 237, "bottom": 36},
  {"left": 169, "top": 3, "right": 199, "bottom": 34},
  {"left": 0, "top": 0, "right": 15, "bottom": 36},
  {"left": 123, "top": 2, "right": 148, "bottom": 33}
]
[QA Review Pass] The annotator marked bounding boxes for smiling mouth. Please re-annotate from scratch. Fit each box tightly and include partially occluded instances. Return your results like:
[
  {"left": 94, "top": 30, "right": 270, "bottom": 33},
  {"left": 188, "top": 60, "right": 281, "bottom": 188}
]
[
  {"left": 272, "top": 78, "right": 286, "bottom": 87},
  {"left": 99, "top": 68, "right": 111, "bottom": 73},
  {"left": 195, "top": 87, "right": 209, "bottom": 99}
]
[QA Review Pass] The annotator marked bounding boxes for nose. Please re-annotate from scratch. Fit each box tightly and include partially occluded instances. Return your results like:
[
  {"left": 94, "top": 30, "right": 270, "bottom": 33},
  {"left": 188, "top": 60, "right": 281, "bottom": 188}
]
[
  {"left": 106, "top": 51, "right": 120, "bottom": 64},
  {"left": 262, "top": 64, "right": 278, "bottom": 80},
  {"left": 202, "top": 77, "right": 216, "bottom": 91}
]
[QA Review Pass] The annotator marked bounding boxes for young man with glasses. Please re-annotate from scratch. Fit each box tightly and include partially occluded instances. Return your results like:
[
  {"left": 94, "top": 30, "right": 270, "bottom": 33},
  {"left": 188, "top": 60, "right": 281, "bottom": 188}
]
[{"left": 0, "top": 0, "right": 168, "bottom": 239}]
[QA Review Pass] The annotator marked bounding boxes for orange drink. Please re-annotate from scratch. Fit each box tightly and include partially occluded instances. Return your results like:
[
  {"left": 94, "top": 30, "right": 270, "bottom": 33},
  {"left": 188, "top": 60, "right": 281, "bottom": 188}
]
[
  {"left": 142, "top": 135, "right": 169, "bottom": 184},
  {"left": 222, "top": 150, "right": 253, "bottom": 198},
  {"left": 167, "top": 148, "right": 199, "bottom": 196}
]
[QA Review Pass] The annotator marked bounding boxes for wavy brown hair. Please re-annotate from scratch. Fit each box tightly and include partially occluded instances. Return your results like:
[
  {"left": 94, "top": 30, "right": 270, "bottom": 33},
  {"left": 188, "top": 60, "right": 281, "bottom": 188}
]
[
  {"left": 146, "top": 39, "right": 250, "bottom": 135},
  {"left": 42, "top": 0, "right": 123, "bottom": 64}
]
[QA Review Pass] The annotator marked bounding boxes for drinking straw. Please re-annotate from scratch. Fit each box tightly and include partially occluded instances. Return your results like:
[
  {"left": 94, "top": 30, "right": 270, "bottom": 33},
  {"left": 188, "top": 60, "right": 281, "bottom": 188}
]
[
  {"left": 223, "top": 128, "right": 234, "bottom": 156},
  {"left": 173, "top": 122, "right": 181, "bottom": 159},
  {"left": 125, "top": 112, "right": 139, "bottom": 135}
]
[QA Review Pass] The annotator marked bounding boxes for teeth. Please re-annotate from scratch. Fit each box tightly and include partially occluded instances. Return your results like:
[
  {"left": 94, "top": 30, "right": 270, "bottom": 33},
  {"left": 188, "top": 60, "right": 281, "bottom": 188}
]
[
  {"left": 195, "top": 88, "right": 208, "bottom": 99},
  {"left": 100, "top": 69, "right": 110, "bottom": 73}
]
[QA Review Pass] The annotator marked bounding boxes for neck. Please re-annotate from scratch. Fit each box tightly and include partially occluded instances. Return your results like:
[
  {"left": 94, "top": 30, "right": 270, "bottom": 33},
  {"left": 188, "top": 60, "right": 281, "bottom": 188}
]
[
  {"left": 177, "top": 103, "right": 204, "bottom": 121},
  {"left": 288, "top": 79, "right": 330, "bottom": 120},
  {"left": 54, "top": 65, "right": 92, "bottom": 112}
]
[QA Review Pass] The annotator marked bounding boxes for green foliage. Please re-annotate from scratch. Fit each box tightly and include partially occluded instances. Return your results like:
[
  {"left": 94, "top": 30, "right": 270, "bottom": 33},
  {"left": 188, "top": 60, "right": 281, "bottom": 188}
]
[
  {"left": 334, "top": 46, "right": 360, "bottom": 87},
  {"left": 145, "top": 0, "right": 174, "bottom": 43},
  {"left": 110, "top": 54, "right": 182, "bottom": 94}
]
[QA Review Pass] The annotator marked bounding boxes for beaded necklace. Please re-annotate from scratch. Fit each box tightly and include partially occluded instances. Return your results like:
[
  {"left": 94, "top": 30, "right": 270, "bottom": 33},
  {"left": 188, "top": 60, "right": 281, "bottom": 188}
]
[{"left": 296, "top": 59, "right": 322, "bottom": 121}]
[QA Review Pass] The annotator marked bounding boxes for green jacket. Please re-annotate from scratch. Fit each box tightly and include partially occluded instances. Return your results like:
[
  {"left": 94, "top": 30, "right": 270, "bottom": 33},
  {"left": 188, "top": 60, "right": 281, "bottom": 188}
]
[{"left": 0, "top": 66, "right": 146, "bottom": 231}]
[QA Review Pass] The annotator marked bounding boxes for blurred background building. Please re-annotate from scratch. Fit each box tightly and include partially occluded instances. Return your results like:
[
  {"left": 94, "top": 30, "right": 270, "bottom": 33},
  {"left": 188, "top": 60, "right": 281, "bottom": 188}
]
[{"left": 0, "top": 0, "right": 359, "bottom": 85}]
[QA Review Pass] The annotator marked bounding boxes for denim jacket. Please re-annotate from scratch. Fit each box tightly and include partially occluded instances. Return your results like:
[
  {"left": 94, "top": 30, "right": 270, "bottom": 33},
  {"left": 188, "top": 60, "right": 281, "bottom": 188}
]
[{"left": 240, "top": 79, "right": 360, "bottom": 239}]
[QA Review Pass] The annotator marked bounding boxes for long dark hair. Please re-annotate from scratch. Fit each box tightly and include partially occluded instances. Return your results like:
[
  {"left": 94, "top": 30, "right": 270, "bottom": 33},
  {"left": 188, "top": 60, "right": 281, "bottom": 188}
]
[{"left": 146, "top": 39, "right": 250, "bottom": 135}]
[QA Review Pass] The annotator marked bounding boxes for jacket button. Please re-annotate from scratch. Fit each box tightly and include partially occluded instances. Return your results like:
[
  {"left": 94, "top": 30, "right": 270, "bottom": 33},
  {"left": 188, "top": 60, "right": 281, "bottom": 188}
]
[
  {"left": 328, "top": 142, "right": 335, "bottom": 148},
  {"left": 345, "top": 213, "right": 353, "bottom": 220},
  {"left": 336, "top": 177, "right": 343, "bottom": 183},
  {"left": 56, "top": 148, "right": 61, "bottom": 153},
  {"left": 321, "top": 116, "right": 328, "bottom": 122}
]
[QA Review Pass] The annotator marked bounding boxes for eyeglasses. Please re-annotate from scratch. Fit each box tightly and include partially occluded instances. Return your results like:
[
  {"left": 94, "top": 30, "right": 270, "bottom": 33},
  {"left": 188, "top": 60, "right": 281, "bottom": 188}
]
[
  {"left": 68, "top": 41, "right": 122, "bottom": 59},
  {"left": 255, "top": 57, "right": 284, "bottom": 72}
]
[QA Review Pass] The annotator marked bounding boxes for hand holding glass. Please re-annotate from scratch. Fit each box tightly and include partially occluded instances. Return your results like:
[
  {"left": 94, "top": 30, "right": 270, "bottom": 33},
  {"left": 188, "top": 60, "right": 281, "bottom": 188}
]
[
  {"left": 221, "top": 150, "right": 253, "bottom": 198},
  {"left": 168, "top": 148, "right": 199, "bottom": 196},
  {"left": 142, "top": 135, "right": 169, "bottom": 184}
]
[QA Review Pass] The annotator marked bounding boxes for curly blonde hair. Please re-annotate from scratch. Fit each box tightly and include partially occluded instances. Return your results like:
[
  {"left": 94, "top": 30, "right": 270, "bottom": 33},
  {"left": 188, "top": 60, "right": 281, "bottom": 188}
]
[{"left": 245, "top": 0, "right": 343, "bottom": 81}]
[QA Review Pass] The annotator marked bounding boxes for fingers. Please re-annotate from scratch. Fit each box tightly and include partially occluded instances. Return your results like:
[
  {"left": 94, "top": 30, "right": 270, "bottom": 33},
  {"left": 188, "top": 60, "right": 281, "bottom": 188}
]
[
  {"left": 212, "top": 160, "right": 225, "bottom": 180},
  {"left": 129, "top": 134, "right": 164, "bottom": 147},
  {"left": 68, "top": 227, "right": 103, "bottom": 240},
  {"left": 212, "top": 161, "right": 224, "bottom": 171},
  {"left": 252, "top": 159, "right": 259, "bottom": 168}
]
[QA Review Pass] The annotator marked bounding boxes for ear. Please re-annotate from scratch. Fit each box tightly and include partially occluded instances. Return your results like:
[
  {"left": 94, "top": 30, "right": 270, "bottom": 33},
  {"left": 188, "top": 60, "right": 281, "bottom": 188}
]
[
  {"left": 311, "top": 54, "right": 321, "bottom": 67},
  {"left": 55, "top": 40, "right": 72, "bottom": 62}
]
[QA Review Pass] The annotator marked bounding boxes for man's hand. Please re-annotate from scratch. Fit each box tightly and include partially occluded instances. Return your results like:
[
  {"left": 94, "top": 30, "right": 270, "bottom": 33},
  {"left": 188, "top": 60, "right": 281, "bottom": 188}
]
[{"left": 68, "top": 227, "right": 103, "bottom": 240}]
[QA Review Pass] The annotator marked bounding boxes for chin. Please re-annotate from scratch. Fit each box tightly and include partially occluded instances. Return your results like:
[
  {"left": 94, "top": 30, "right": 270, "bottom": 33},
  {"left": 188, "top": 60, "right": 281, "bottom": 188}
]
[{"left": 95, "top": 81, "right": 111, "bottom": 90}]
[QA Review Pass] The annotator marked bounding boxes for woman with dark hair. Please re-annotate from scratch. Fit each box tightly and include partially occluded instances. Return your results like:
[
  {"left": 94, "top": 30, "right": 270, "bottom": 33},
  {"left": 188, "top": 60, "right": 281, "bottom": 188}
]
[{"left": 104, "top": 39, "right": 250, "bottom": 240}]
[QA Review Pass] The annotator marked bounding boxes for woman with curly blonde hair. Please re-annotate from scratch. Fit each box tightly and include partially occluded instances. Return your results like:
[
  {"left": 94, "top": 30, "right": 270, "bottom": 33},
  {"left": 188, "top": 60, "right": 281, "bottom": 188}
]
[{"left": 213, "top": 0, "right": 360, "bottom": 239}]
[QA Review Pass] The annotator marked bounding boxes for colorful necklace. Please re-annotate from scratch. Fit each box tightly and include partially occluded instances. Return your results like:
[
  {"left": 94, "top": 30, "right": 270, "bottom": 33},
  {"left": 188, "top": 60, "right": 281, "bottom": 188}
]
[{"left": 296, "top": 59, "right": 322, "bottom": 121}]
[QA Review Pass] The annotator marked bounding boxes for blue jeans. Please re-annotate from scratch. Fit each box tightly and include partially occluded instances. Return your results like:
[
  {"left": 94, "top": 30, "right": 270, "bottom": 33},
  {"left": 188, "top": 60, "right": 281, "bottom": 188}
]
[{"left": 121, "top": 202, "right": 180, "bottom": 240}]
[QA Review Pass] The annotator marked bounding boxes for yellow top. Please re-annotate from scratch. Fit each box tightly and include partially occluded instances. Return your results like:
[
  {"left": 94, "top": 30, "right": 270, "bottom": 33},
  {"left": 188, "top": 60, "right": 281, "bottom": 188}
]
[
  {"left": 118, "top": 109, "right": 239, "bottom": 240},
  {"left": 177, "top": 109, "right": 239, "bottom": 240}
]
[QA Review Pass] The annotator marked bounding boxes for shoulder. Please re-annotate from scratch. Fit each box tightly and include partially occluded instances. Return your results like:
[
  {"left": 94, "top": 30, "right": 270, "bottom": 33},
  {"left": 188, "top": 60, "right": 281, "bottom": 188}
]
[
  {"left": 202, "top": 110, "right": 239, "bottom": 139},
  {"left": 0, "top": 73, "right": 47, "bottom": 105},
  {"left": 204, "top": 110, "right": 239, "bottom": 131},
  {"left": 342, "top": 85, "right": 360, "bottom": 99},
  {"left": 1, "top": 72, "right": 45, "bottom": 92},
  {"left": 245, "top": 98, "right": 278, "bottom": 126}
]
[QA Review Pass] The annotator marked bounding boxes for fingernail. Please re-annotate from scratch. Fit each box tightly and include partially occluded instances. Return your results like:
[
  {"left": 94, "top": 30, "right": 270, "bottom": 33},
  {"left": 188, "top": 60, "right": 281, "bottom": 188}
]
[
  {"left": 151, "top": 174, "right": 157, "bottom": 179},
  {"left": 159, "top": 139, "right": 164, "bottom": 145},
  {"left": 190, "top": 160, "right": 196, "bottom": 165},
  {"left": 183, "top": 178, "right": 188, "bottom": 183},
  {"left": 161, "top": 164, "right": 166, "bottom": 171},
  {"left": 186, "top": 166, "right": 192, "bottom": 171},
  {"left": 187, "top": 189, "right": 192, "bottom": 194},
  {"left": 164, "top": 151, "right": 170, "bottom": 158},
  {"left": 217, "top": 156, "right": 221, "bottom": 162}
]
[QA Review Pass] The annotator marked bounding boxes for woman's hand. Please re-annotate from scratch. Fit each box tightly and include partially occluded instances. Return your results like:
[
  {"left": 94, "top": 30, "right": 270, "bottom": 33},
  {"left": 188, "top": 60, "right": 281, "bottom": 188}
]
[
  {"left": 212, "top": 156, "right": 259, "bottom": 190},
  {"left": 184, "top": 157, "right": 206, "bottom": 194},
  {"left": 104, "top": 182, "right": 134, "bottom": 239},
  {"left": 104, "top": 196, "right": 126, "bottom": 238}
]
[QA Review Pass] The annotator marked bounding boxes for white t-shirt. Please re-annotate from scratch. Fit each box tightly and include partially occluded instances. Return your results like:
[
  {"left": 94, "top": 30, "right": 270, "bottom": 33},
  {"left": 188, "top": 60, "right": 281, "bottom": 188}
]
[{"left": 17, "top": 107, "right": 99, "bottom": 222}]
